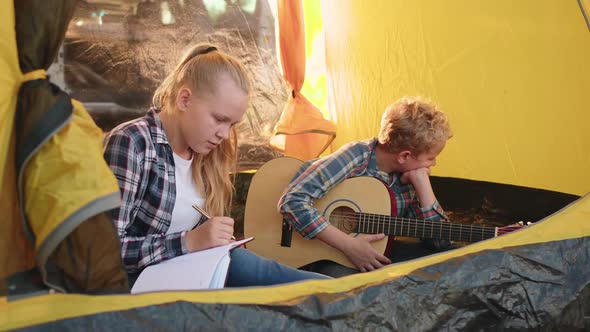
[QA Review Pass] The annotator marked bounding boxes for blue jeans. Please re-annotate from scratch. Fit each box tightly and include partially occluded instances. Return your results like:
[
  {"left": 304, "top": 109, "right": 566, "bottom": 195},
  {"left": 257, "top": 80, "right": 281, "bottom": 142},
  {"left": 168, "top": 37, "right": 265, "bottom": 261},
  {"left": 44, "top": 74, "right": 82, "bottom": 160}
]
[{"left": 226, "top": 248, "right": 330, "bottom": 287}]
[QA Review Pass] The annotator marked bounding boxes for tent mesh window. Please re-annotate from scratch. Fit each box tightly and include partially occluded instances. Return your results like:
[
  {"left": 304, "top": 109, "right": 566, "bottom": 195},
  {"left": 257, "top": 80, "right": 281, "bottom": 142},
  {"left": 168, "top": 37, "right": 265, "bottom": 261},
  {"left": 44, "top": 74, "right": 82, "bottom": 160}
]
[{"left": 54, "top": 0, "right": 284, "bottom": 171}]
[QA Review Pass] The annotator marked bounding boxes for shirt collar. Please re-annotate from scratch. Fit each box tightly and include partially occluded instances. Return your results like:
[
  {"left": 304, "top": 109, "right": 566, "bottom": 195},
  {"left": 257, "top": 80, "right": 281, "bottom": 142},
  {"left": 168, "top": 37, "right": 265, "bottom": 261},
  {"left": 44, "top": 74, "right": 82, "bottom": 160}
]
[
  {"left": 146, "top": 107, "right": 169, "bottom": 145},
  {"left": 367, "top": 138, "right": 390, "bottom": 184},
  {"left": 368, "top": 138, "right": 404, "bottom": 187}
]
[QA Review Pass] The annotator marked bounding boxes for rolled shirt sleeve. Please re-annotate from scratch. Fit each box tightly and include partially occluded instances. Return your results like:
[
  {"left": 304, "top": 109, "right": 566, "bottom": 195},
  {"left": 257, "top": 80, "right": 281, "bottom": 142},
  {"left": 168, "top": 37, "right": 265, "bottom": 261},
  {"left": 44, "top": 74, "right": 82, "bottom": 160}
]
[{"left": 279, "top": 142, "right": 372, "bottom": 239}]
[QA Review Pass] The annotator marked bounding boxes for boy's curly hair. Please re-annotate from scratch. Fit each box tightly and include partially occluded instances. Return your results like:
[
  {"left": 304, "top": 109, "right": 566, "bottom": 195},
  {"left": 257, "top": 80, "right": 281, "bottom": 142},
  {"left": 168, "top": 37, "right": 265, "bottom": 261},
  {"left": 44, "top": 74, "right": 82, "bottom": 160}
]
[{"left": 378, "top": 96, "right": 452, "bottom": 154}]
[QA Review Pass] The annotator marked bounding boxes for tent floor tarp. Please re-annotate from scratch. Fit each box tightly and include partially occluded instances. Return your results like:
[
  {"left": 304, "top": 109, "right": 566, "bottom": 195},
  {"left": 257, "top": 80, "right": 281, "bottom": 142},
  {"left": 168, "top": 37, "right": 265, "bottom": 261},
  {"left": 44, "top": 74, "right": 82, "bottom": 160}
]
[
  {"left": 3, "top": 194, "right": 589, "bottom": 331},
  {"left": 4, "top": 236, "right": 589, "bottom": 331}
]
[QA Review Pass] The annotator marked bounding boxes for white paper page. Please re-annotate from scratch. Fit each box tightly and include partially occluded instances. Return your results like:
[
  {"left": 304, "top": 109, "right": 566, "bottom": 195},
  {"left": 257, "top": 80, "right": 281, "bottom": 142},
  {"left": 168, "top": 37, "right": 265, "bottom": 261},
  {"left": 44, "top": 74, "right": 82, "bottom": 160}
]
[
  {"left": 131, "top": 237, "right": 253, "bottom": 294},
  {"left": 209, "top": 254, "right": 231, "bottom": 288}
]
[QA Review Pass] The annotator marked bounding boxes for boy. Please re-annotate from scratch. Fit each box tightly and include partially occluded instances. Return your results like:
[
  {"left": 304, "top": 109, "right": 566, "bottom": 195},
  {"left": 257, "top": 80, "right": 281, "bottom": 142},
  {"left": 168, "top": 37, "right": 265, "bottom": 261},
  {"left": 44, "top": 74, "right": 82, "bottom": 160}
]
[{"left": 278, "top": 96, "right": 453, "bottom": 276}]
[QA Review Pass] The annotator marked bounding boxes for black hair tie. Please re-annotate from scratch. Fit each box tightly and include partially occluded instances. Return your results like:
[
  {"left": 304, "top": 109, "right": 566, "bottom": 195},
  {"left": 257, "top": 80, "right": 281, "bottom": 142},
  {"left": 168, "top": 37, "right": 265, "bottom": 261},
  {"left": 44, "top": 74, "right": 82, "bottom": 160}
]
[{"left": 203, "top": 46, "right": 217, "bottom": 54}]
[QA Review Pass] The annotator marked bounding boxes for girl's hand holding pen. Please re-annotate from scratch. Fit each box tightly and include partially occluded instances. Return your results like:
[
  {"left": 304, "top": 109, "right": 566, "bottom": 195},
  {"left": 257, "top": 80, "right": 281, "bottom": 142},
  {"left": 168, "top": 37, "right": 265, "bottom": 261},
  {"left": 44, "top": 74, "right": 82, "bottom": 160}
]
[
  {"left": 185, "top": 205, "right": 235, "bottom": 252},
  {"left": 192, "top": 204, "right": 236, "bottom": 239}
]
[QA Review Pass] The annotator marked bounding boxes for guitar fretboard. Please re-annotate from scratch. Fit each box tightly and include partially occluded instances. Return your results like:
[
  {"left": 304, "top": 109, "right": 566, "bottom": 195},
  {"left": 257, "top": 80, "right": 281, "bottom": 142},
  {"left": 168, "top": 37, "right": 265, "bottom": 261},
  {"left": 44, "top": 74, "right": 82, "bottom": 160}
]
[{"left": 355, "top": 212, "right": 497, "bottom": 242}]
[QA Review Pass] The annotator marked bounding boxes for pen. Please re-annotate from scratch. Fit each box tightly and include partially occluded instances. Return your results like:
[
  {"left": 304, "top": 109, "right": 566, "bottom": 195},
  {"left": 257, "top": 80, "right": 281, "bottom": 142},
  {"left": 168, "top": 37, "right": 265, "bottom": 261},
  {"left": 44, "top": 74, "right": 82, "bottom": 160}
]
[
  {"left": 191, "top": 204, "right": 210, "bottom": 219},
  {"left": 191, "top": 204, "right": 236, "bottom": 240}
]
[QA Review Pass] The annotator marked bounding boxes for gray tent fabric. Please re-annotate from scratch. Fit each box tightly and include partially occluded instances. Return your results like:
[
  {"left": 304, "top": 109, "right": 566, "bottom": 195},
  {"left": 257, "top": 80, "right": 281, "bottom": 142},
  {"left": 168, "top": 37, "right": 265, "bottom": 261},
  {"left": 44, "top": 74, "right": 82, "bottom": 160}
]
[{"left": 13, "top": 236, "right": 590, "bottom": 331}]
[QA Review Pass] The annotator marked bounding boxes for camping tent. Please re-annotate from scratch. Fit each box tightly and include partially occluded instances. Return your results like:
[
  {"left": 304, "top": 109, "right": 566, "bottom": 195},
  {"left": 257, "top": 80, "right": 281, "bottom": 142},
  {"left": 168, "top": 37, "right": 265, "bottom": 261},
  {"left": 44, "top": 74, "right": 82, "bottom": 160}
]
[{"left": 1, "top": 0, "right": 589, "bottom": 330}]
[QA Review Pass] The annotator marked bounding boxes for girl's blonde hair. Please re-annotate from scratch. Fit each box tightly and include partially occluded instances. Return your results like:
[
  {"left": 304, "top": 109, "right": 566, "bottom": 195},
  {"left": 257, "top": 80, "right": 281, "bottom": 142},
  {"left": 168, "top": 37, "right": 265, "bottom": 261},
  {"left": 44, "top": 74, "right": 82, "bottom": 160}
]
[
  {"left": 378, "top": 96, "right": 452, "bottom": 155},
  {"left": 153, "top": 43, "right": 251, "bottom": 217}
]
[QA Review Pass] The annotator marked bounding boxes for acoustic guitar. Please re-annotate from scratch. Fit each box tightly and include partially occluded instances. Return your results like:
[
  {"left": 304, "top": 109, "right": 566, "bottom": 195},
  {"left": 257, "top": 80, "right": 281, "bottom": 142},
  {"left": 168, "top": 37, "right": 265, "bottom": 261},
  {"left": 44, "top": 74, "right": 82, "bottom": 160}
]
[{"left": 244, "top": 157, "right": 524, "bottom": 268}]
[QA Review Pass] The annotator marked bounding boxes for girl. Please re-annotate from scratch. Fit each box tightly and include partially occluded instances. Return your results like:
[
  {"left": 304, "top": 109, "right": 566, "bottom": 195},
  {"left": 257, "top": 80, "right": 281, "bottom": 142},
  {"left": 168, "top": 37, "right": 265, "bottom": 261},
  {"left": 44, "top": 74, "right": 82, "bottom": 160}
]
[{"left": 103, "top": 43, "right": 328, "bottom": 288}]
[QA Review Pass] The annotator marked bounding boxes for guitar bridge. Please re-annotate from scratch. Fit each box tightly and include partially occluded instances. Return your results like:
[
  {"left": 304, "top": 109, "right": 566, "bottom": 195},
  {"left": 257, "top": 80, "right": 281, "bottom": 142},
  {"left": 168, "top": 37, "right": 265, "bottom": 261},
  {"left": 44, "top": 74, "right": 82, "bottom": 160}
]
[{"left": 280, "top": 219, "right": 293, "bottom": 247}]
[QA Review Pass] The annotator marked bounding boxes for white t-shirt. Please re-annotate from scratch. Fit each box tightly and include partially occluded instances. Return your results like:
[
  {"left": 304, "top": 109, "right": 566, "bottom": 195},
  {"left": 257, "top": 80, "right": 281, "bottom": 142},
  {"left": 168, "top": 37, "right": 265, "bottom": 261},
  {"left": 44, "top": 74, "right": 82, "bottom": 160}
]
[{"left": 167, "top": 152, "right": 205, "bottom": 234}]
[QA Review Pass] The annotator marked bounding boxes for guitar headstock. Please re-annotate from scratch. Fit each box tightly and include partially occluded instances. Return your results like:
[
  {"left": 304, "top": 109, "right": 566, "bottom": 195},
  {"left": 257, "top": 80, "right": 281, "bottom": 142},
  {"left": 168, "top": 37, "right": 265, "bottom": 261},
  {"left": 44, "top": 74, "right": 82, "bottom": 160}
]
[{"left": 497, "top": 221, "right": 532, "bottom": 236}]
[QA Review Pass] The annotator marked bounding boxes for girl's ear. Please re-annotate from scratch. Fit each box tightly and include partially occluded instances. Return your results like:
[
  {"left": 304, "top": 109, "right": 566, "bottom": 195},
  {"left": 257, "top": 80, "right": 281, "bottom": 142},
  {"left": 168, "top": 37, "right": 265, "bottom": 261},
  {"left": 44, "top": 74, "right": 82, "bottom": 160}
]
[
  {"left": 176, "top": 87, "right": 193, "bottom": 111},
  {"left": 397, "top": 150, "right": 412, "bottom": 164}
]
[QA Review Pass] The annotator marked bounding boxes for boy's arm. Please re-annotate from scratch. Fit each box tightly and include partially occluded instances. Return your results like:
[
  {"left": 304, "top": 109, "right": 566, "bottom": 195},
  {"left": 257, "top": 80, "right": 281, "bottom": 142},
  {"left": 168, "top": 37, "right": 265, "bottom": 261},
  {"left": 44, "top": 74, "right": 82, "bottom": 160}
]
[
  {"left": 403, "top": 168, "right": 451, "bottom": 250},
  {"left": 278, "top": 143, "right": 391, "bottom": 270},
  {"left": 278, "top": 144, "right": 369, "bottom": 239}
]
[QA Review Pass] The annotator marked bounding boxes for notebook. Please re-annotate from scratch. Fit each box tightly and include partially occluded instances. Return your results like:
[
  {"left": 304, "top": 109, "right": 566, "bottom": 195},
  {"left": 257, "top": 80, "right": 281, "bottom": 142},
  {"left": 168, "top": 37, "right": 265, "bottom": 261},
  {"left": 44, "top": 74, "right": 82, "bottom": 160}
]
[{"left": 131, "top": 237, "right": 254, "bottom": 294}]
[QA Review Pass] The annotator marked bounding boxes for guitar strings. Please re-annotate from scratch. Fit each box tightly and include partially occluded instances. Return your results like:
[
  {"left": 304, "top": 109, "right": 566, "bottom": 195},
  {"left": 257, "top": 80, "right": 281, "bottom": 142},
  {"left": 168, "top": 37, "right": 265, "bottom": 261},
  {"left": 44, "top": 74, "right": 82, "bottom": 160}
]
[
  {"left": 354, "top": 219, "right": 497, "bottom": 237},
  {"left": 329, "top": 211, "right": 497, "bottom": 240},
  {"left": 330, "top": 211, "right": 497, "bottom": 232},
  {"left": 330, "top": 211, "right": 497, "bottom": 233},
  {"left": 355, "top": 222, "right": 497, "bottom": 240},
  {"left": 354, "top": 220, "right": 495, "bottom": 241},
  {"left": 353, "top": 222, "right": 497, "bottom": 239}
]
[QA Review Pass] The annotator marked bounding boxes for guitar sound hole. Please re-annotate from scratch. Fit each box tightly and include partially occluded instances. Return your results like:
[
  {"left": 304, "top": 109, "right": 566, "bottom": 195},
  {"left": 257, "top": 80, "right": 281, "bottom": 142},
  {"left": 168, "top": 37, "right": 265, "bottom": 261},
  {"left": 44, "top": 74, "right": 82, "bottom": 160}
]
[{"left": 330, "top": 207, "right": 358, "bottom": 234}]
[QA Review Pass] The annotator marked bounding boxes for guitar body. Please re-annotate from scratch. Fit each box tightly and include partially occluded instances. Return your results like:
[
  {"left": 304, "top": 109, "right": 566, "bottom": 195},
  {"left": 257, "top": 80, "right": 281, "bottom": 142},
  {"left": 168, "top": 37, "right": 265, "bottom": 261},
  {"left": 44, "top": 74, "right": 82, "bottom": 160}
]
[{"left": 244, "top": 157, "right": 391, "bottom": 268}]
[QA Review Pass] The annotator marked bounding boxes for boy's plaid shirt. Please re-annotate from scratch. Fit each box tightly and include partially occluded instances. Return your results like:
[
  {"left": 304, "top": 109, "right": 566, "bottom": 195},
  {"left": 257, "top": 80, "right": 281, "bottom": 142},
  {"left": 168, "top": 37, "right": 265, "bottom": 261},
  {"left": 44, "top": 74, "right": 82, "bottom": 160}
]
[
  {"left": 104, "top": 108, "right": 189, "bottom": 273},
  {"left": 279, "top": 138, "right": 449, "bottom": 250}
]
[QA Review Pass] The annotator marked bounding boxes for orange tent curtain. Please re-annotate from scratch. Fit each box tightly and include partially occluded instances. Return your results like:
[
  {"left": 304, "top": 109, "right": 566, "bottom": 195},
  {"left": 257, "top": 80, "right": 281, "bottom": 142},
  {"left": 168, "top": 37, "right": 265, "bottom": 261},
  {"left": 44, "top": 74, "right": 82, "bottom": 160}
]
[{"left": 270, "top": 0, "right": 336, "bottom": 161}]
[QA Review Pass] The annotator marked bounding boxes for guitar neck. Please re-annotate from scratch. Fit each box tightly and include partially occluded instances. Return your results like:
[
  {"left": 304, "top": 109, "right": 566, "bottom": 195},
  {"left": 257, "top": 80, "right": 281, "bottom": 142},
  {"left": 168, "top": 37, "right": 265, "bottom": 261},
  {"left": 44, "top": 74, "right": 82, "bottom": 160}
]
[{"left": 356, "top": 213, "right": 497, "bottom": 242}]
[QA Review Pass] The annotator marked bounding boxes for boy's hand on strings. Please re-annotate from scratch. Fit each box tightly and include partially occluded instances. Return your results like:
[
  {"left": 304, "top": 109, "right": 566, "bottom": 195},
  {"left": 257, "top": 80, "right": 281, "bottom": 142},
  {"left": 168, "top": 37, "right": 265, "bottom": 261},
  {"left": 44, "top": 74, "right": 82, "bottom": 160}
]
[
  {"left": 186, "top": 216, "right": 234, "bottom": 252},
  {"left": 343, "top": 233, "right": 391, "bottom": 272}
]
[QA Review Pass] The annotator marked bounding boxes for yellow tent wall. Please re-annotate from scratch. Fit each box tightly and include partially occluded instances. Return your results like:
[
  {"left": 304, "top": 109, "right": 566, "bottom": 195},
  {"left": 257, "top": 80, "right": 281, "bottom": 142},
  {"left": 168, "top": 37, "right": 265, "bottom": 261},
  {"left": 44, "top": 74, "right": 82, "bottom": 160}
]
[
  {"left": 0, "top": 0, "right": 36, "bottom": 277},
  {"left": 321, "top": 0, "right": 590, "bottom": 196}
]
